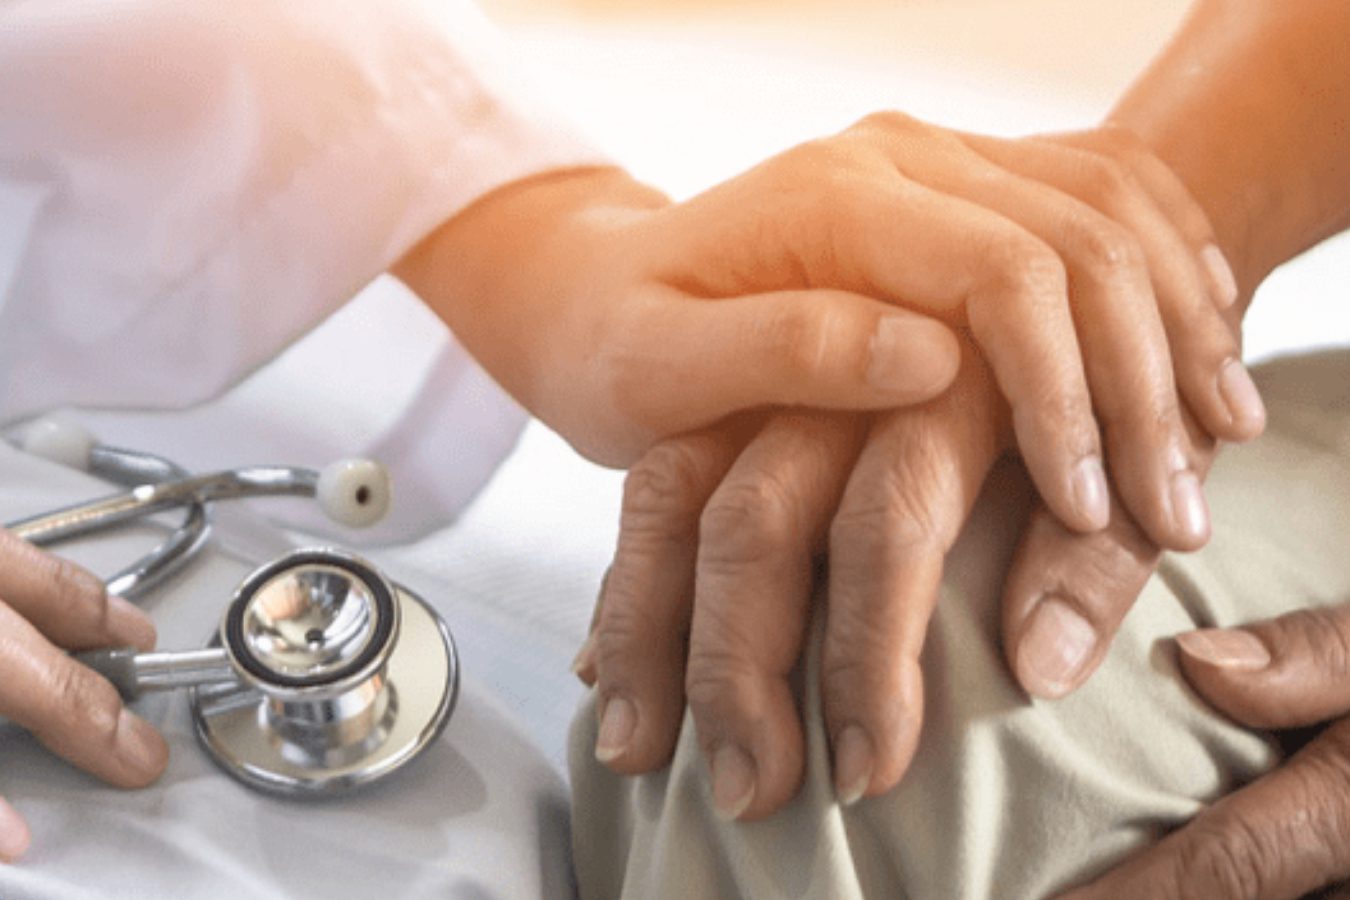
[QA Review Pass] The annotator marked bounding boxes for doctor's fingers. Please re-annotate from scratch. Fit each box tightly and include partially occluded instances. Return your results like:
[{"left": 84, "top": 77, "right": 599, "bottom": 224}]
[
  {"left": 962, "top": 127, "right": 1262, "bottom": 442},
  {"left": 0, "top": 795, "right": 30, "bottom": 864},
  {"left": 0, "top": 530, "right": 156, "bottom": 653},
  {"left": 823, "top": 354, "right": 1004, "bottom": 804},
  {"left": 658, "top": 149, "right": 1106, "bottom": 538},
  {"left": 1002, "top": 420, "right": 1218, "bottom": 699},
  {"left": 589, "top": 426, "right": 749, "bottom": 771},
  {"left": 848, "top": 113, "right": 1213, "bottom": 551},
  {"left": 684, "top": 414, "right": 867, "bottom": 820},
  {"left": 0, "top": 600, "right": 168, "bottom": 791}
]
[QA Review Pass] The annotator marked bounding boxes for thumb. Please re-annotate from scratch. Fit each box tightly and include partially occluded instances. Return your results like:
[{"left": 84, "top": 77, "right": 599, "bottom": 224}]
[
  {"left": 620, "top": 289, "right": 959, "bottom": 432},
  {"left": 1176, "top": 603, "right": 1350, "bottom": 729},
  {"left": 0, "top": 795, "right": 30, "bottom": 864}
]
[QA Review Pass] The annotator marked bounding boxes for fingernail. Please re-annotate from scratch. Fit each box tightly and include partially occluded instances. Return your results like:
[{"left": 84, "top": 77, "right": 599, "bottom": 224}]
[
  {"left": 0, "top": 797, "right": 30, "bottom": 864},
  {"left": 1070, "top": 456, "right": 1111, "bottom": 531},
  {"left": 571, "top": 633, "right": 598, "bottom": 681},
  {"left": 115, "top": 709, "right": 169, "bottom": 783},
  {"left": 1218, "top": 359, "right": 1266, "bottom": 435},
  {"left": 710, "top": 744, "right": 756, "bottom": 821},
  {"left": 1176, "top": 628, "right": 1271, "bottom": 671},
  {"left": 1169, "top": 469, "right": 1211, "bottom": 544},
  {"left": 1202, "top": 244, "right": 1239, "bottom": 309},
  {"left": 866, "top": 316, "right": 955, "bottom": 399},
  {"left": 1017, "top": 597, "right": 1097, "bottom": 698},
  {"left": 595, "top": 696, "right": 637, "bottom": 764},
  {"left": 106, "top": 596, "right": 156, "bottom": 652},
  {"left": 833, "top": 726, "right": 874, "bottom": 807}
]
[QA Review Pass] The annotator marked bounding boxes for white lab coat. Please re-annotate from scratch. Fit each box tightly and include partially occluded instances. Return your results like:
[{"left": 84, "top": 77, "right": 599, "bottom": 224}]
[
  {"left": 0, "top": 2, "right": 605, "bottom": 896},
  {"left": 0, "top": 0, "right": 603, "bottom": 541}
]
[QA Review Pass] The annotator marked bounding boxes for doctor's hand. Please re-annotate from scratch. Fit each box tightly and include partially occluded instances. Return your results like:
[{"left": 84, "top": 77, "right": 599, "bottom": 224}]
[
  {"left": 397, "top": 115, "right": 1258, "bottom": 552},
  {"left": 0, "top": 530, "right": 165, "bottom": 863},
  {"left": 1057, "top": 603, "right": 1350, "bottom": 900}
]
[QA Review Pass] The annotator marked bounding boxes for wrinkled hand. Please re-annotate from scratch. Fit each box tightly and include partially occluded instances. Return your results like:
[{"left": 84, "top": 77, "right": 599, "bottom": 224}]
[
  {"left": 575, "top": 120, "right": 1246, "bottom": 819},
  {"left": 400, "top": 116, "right": 1259, "bottom": 550},
  {"left": 0, "top": 530, "right": 166, "bottom": 863},
  {"left": 1058, "top": 603, "right": 1350, "bottom": 900}
]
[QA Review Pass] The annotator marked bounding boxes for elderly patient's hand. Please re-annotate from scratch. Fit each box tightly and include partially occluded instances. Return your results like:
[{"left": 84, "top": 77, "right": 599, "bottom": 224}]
[
  {"left": 1058, "top": 603, "right": 1350, "bottom": 900},
  {"left": 0, "top": 530, "right": 166, "bottom": 862},
  {"left": 575, "top": 122, "right": 1243, "bottom": 820}
]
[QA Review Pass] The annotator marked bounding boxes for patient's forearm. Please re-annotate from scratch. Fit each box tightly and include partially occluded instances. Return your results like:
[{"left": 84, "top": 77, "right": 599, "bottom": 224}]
[{"left": 1110, "top": 0, "right": 1350, "bottom": 297}]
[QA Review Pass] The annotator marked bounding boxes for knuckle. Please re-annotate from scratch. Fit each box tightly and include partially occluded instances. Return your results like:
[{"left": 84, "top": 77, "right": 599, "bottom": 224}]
[
  {"left": 1078, "top": 154, "right": 1140, "bottom": 211},
  {"left": 1064, "top": 215, "right": 1145, "bottom": 277},
  {"left": 1011, "top": 385, "right": 1093, "bottom": 444},
  {"left": 43, "top": 554, "right": 106, "bottom": 618},
  {"left": 699, "top": 476, "right": 799, "bottom": 569},
  {"left": 831, "top": 469, "right": 953, "bottom": 558},
  {"left": 1297, "top": 728, "right": 1350, "bottom": 859},
  {"left": 777, "top": 140, "right": 870, "bottom": 199},
  {"left": 1286, "top": 607, "right": 1350, "bottom": 677},
  {"left": 684, "top": 648, "right": 755, "bottom": 726},
  {"left": 761, "top": 303, "right": 842, "bottom": 382},
  {"left": 982, "top": 235, "right": 1068, "bottom": 308},
  {"left": 622, "top": 441, "right": 713, "bottom": 525},
  {"left": 42, "top": 661, "right": 120, "bottom": 746},
  {"left": 855, "top": 109, "right": 924, "bottom": 138},
  {"left": 1176, "top": 813, "right": 1274, "bottom": 899}
]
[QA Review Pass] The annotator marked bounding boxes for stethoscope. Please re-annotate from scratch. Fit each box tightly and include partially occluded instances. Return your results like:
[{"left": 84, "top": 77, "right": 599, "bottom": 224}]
[{"left": 4, "top": 418, "right": 460, "bottom": 798}]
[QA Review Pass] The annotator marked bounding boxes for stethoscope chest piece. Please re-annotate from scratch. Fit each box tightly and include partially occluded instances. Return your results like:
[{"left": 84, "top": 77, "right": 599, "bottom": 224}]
[{"left": 189, "top": 549, "right": 459, "bottom": 798}]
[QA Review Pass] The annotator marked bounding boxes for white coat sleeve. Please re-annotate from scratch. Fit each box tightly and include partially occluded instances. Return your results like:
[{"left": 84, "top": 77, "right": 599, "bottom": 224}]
[{"left": 0, "top": 0, "right": 605, "bottom": 420}]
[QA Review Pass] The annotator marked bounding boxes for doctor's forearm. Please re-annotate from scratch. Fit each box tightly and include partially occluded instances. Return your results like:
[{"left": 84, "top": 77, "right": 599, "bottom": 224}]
[{"left": 1109, "top": 0, "right": 1350, "bottom": 299}]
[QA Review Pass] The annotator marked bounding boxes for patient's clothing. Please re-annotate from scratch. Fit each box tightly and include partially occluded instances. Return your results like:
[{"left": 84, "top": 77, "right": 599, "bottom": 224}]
[
  {"left": 569, "top": 349, "right": 1350, "bottom": 900},
  {"left": 0, "top": 0, "right": 604, "bottom": 542}
]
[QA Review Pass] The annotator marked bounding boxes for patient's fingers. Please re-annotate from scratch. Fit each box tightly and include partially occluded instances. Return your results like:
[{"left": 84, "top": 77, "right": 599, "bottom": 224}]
[
  {"left": 1003, "top": 420, "right": 1218, "bottom": 698},
  {"left": 0, "top": 600, "right": 168, "bottom": 790},
  {"left": 1057, "top": 719, "right": 1350, "bottom": 900},
  {"left": 590, "top": 428, "right": 746, "bottom": 772},
  {"left": 1175, "top": 602, "right": 1350, "bottom": 730},
  {"left": 0, "top": 530, "right": 156, "bottom": 652},
  {"left": 0, "top": 795, "right": 30, "bottom": 864},
  {"left": 685, "top": 414, "right": 865, "bottom": 820},
  {"left": 1002, "top": 500, "right": 1161, "bottom": 699},
  {"left": 1059, "top": 603, "right": 1350, "bottom": 899},
  {"left": 824, "top": 355, "right": 1003, "bottom": 804}
]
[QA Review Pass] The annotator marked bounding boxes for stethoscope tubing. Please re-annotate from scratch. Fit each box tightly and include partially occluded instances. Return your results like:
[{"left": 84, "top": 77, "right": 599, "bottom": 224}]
[
  {"left": 7, "top": 444, "right": 213, "bottom": 600},
  {"left": 7, "top": 455, "right": 324, "bottom": 600}
]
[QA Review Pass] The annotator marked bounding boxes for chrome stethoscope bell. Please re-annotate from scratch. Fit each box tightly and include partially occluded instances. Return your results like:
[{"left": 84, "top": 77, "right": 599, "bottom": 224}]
[{"left": 82, "top": 548, "right": 459, "bottom": 798}]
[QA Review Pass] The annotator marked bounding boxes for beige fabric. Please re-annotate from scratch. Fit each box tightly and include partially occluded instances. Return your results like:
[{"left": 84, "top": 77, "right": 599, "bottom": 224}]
[{"left": 570, "top": 349, "right": 1350, "bottom": 900}]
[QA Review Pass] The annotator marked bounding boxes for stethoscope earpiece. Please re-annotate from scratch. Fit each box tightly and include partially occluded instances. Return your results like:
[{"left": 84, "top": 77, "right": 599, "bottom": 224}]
[{"left": 315, "top": 459, "right": 392, "bottom": 529}]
